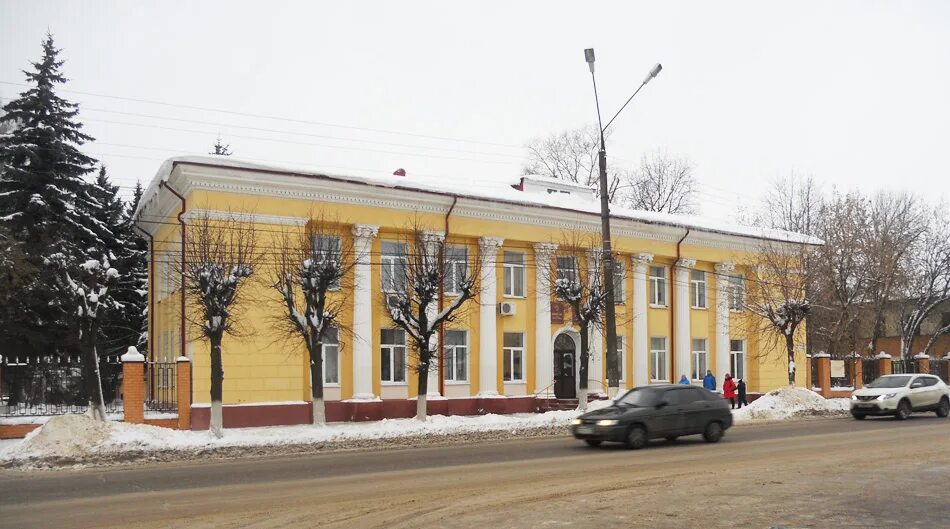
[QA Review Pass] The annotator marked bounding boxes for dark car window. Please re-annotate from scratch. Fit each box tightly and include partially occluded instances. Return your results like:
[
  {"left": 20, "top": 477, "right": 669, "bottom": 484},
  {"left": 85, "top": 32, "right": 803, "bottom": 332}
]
[
  {"left": 617, "top": 387, "right": 660, "bottom": 407},
  {"left": 660, "top": 390, "right": 682, "bottom": 405},
  {"left": 683, "top": 388, "right": 708, "bottom": 403},
  {"left": 866, "top": 376, "right": 911, "bottom": 388},
  {"left": 921, "top": 377, "right": 938, "bottom": 387}
]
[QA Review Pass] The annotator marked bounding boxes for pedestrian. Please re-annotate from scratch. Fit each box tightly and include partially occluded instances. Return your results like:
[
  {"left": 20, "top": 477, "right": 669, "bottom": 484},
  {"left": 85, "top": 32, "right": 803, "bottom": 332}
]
[
  {"left": 723, "top": 373, "right": 737, "bottom": 409},
  {"left": 678, "top": 374, "right": 690, "bottom": 385},
  {"left": 703, "top": 369, "right": 716, "bottom": 391},
  {"left": 737, "top": 378, "right": 748, "bottom": 408}
]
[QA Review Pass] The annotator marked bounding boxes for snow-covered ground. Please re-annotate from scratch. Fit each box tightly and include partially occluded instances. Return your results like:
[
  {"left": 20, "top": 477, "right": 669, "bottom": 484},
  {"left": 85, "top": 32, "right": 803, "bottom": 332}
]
[{"left": 0, "top": 388, "right": 849, "bottom": 468}]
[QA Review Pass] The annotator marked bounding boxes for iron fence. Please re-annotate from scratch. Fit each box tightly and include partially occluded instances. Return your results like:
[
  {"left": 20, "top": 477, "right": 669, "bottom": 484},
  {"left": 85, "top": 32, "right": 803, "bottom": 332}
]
[
  {"left": 145, "top": 361, "right": 178, "bottom": 412},
  {"left": 930, "top": 359, "right": 949, "bottom": 383},
  {"left": 891, "top": 359, "right": 918, "bottom": 375},
  {"left": 862, "top": 358, "right": 880, "bottom": 385},
  {"left": 0, "top": 354, "right": 123, "bottom": 417}
]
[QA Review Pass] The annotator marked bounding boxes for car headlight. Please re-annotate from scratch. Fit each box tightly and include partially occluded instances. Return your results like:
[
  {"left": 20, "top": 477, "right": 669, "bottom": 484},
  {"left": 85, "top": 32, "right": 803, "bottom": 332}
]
[
  {"left": 851, "top": 395, "right": 859, "bottom": 400},
  {"left": 571, "top": 418, "right": 582, "bottom": 425},
  {"left": 877, "top": 393, "right": 898, "bottom": 400},
  {"left": 596, "top": 419, "right": 619, "bottom": 426}
]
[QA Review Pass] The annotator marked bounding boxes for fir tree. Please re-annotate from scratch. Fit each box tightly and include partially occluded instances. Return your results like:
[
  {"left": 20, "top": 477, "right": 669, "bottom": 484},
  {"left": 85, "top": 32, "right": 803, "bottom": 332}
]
[
  {"left": 209, "top": 136, "right": 232, "bottom": 156},
  {"left": 113, "top": 181, "right": 149, "bottom": 353}
]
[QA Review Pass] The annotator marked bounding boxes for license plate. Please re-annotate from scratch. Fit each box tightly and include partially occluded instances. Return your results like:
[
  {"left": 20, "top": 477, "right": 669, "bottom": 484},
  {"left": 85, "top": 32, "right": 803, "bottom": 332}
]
[
  {"left": 856, "top": 403, "right": 873, "bottom": 407},
  {"left": 576, "top": 426, "right": 593, "bottom": 435}
]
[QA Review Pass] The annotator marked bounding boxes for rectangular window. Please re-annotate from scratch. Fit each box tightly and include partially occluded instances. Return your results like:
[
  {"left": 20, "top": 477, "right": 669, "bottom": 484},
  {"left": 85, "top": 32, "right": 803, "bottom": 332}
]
[
  {"left": 612, "top": 261, "right": 625, "bottom": 304},
  {"left": 616, "top": 335, "right": 625, "bottom": 382},
  {"left": 690, "top": 270, "right": 707, "bottom": 309},
  {"left": 503, "top": 332, "right": 525, "bottom": 382},
  {"left": 503, "top": 251, "right": 525, "bottom": 297},
  {"left": 650, "top": 337, "right": 667, "bottom": 382},
  {"left": 556, "top": 256, "right": 578, "bottom": 284},
  {"left": 443, "top": 330, "right": 468, "bottom": 382},
  {"left": 649, "top": 266, "right": 667, "bottom": 306},
  {"left": 311, "top": 234, "right": 342, "bottom": 290},
  {"left": 443, "top": 246, "right": 468, "bottom": 295},
  {"left": 691, "top": 338, "right": 707, "bottom": 381},
  {"left": 322, "top": 326, "right": 339, "bottom": 385},
  {"left": 729, "top": 274, "right": 745, "bottom": 311},
  {"left": 730, "top": 339, "right": 746, "bottom": 380},
  {"left": 380, "top": 328, "right": 407, "bottom": 383},
  {"left": 381, "top": 241, "right": 407, "bottom": 293}
]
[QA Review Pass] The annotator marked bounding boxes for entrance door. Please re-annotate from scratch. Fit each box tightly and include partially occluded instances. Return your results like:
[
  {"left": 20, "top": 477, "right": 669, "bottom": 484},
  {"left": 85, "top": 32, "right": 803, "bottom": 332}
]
[{"left": 554, "top": 334, "right": 577, "bottom": 399}]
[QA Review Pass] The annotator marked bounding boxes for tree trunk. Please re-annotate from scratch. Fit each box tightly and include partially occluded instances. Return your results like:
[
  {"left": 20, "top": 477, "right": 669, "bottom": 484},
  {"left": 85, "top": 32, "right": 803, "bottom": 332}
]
[
  {"left": 786, "top": 333, "right": 796, "bottom": 386},
  {"left": 81, "top": 320, "right": 107, "bottom": 421},
  {"left": 308, "top": 334, "right": 326, "bottom": 425},
  {"left": 210, "top": 331, "right": 224, "bottom": 438},
  {"left": 416, "top": 350, "right": 429, "bottom": 421},
  {"left": 578, "top": 326, "right": 589, "bottom": 412}
]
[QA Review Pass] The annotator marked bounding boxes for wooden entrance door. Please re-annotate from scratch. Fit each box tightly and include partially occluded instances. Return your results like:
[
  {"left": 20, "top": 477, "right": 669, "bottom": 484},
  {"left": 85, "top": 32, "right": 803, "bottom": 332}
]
[{"left": 553, "top": 334, "right": 577, "bottom": 399}]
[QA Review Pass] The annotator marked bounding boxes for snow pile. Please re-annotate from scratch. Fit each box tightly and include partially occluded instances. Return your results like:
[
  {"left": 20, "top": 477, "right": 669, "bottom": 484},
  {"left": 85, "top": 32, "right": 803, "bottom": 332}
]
[
  {"left": 13, "top": 414, "right": 111, "bottom": 460},
  {"left": 732, "top": 387, "right": 850, "bottom": 422}
]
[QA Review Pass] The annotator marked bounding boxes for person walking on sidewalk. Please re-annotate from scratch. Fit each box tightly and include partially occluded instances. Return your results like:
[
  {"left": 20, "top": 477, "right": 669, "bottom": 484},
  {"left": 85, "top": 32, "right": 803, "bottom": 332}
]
[
  {"left": 678, "top": 374, "right": 690, "bottom": 385},
  {"left": 703, "top": 369, "right": 716, "bottom": 391},
  {"left": 723, "top": 373, "right": 737, "bottom": 409},
  {"left": 737, "top": 378, "right": 748, "bottom": 408}
]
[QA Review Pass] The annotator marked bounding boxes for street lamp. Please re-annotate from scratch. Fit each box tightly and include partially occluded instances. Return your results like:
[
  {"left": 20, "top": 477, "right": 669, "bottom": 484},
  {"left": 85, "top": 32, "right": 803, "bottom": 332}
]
[{"left": 584, "top": 48, "right": 662, "bottom": 396}]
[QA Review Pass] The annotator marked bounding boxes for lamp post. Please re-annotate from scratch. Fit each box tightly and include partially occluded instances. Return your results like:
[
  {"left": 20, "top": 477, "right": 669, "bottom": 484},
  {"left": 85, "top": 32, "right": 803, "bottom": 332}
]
[{"left": 584, "top": 48, "right": 662, "bottom": 395}]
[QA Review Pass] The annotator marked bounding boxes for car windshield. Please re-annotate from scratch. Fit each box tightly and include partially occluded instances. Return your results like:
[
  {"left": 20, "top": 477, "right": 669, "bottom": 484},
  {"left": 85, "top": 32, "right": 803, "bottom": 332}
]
[
  {"left": 616, "top": 388, "right": 659, "bottom": 407},
  {"left": 866, "top": 376, "right": 911, "bottom": 388}
]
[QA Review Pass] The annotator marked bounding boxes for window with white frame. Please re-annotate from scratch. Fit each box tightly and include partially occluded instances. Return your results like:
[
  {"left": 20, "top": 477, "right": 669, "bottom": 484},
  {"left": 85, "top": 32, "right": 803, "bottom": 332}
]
[
  {"left": 443, "top": 330, "right": 468, "bottom": 382},
  {"left": 730, "top": 339, "right": 746, "bottom": 380},
  {"left": 381, "top": 241, "right": 407, "bottom": 293},
  {"left": 556, "top": 256, "right": 578, "bottom": 284},
  {"left": 311, "top": 234, "right": 342, "bottom": 290},
  {"left": 612, "top": 261, "right": 625, "bottom": 304},
  {"left": 649, "top": 266, "right": 667, "bottom": 306},
  {"left": 503, "top": 251, "right": 525, "bottom": 297},
  {"left": 691, "top": 338, "right": 707, "bottom": 381},
  {"left": 503, "top": 332, "right": 525, "bottom": 382},
  {"left": 690, "top": 270, "right": 707, "bottom": 308},
  {"left": 322, "top": 326, "right": 339, "bottom": 385},
  {"left": 650, "top": 337, "right": 668, "bottom": 382},
  {"left": 616, "top": 335, "right": 625, "bottom": 382},
  {"left": 380, "top": 328, "right": 407, "bottom": 383},
  {"left": 443, "top": 246, "right": 468, "bottom": 295},
  {"left": 729, "top": 274, "right": 746, "bottom": 311}
]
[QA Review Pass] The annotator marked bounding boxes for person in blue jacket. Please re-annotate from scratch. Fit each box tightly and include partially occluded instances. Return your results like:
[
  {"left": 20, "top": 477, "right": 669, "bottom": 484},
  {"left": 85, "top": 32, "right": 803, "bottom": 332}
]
[
  {"left": 703, "top": 369, "right": 716, "bottom": 391},
  {"left": 678, "top": 374, "right": 690, "bottom": 385}
]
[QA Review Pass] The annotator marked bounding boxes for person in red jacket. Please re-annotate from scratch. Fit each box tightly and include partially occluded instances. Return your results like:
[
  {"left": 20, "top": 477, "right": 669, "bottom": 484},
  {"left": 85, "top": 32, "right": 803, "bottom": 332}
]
[{"left": 723, "top": 373, "right": 737, "bottom": 409}]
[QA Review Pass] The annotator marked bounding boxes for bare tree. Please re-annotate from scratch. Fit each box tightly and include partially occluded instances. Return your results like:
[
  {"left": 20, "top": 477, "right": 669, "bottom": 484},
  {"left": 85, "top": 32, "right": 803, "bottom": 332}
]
[
  {"left": 522, "top": 125, "right": 623, "bottom": 201},
  {"left": 177, "top": 212, "right": 262, "bottom": 438},
  {"left": 755, "top": 174, "right": 823, "bottom": 236},
  {"left": 742, "top": 242, "right": 812, "bottom": 385},
  {"left": 270, "top": 215, "right": 357, "bottom": 424},
  {"left": 384, "top": 223, "right": 480, "bottom": 421},
  {"left": 619, "top": 151, "right": 698, "bottom": 214},
  {"left": 536, "top": 233, "right": 608, "bottom": 410},
  {"left": 898, "top": 207, "right": 950, "bottom": 358}
]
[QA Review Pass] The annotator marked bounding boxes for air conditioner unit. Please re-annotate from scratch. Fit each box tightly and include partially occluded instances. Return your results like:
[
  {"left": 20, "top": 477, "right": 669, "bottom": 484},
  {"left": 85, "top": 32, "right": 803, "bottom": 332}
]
[{"left": 498, "top": 301, "right": 516, "bottom": 316}]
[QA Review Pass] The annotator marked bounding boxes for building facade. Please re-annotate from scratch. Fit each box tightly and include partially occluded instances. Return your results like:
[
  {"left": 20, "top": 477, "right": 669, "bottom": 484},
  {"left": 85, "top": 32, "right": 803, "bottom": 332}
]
[{"left": 135, "top": 157, "right": 814, "bottom": 425}]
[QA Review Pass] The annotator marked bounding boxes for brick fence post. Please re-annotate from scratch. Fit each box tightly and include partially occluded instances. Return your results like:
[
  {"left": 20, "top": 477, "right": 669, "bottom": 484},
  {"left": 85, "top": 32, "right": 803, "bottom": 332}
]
[
  {"left": 805, "top": 354, "right": 812, "bottom": 388},
  {"left": 876, "top": 352, "right": 892, "bottom": 376},
  {"left": 851, "top": 353, "right": 864, "bottom": 389},
  {"left": 914, "top": 353, "right": 930, "bottom": 375},
  {"left": 121, "top": 346, "right": 145, "bottom": 424},
  {"left": 814, "top": 352, "right": 831, "bottom": 397},
  {"left": 176, "top": 356, "right": 192, "bottom": 430}
]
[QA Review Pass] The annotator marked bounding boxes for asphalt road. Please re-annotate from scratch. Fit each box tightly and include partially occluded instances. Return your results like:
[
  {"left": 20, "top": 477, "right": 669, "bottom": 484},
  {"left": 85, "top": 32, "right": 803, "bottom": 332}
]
[{"left": 1, "top": 416, "right": 948, "bottom": 528}]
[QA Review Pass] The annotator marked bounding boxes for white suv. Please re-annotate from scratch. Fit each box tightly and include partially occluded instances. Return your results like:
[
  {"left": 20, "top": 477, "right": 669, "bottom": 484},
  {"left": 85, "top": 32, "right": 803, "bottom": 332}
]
[{"left": 851, "top": 374, "right": 950, "bottom": 420}]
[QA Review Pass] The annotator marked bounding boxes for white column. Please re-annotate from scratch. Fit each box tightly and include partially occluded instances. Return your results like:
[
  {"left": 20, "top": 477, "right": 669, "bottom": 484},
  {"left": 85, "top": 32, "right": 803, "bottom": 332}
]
[
  {"left": 478, "top": 236, "right": 504, "bottom": 396},
  {"left": 674, "top": 258, "right": 695, "bottom": 384},
  {"left": 351, "top": 224, "right": 379, "bottom": 399},
  {"left": 631, "top": 253, "right": 653, "bottom": 387},
  {"left": 422, "top": 231, "right": 446, "bottom": 398},
  {"left": 715, "top": 262, "right": 735, "bottom": 382},
  {"left": 534, "top": 243, "right": 557, "bottom": 397},
  {"left": 587, "top": 248, "right": 604, "bottom": 395}
]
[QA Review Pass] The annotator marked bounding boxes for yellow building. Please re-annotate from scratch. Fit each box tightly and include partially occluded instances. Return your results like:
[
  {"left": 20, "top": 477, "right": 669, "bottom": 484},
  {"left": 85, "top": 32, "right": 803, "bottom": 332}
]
[{"left": 135, "top": 157, "right": 815, "bottom": 425}]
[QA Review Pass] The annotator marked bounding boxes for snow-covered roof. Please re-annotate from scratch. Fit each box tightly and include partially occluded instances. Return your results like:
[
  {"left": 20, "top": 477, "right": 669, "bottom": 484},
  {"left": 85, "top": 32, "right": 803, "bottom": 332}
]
[{"left": 137, "top": 155, "right": 822, "bottom": 246}]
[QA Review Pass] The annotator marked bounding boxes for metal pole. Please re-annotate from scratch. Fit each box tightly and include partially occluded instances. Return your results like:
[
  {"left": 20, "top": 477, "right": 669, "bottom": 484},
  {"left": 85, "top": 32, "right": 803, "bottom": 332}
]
[{"left": 598, "top": 138, "right": 620, "bottom": 394}]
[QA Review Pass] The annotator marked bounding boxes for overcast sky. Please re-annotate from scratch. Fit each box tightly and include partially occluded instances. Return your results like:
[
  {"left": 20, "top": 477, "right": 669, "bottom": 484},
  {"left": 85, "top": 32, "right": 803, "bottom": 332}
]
[{"left": 2, "top": 1, "right": 948, "bottom": 221}]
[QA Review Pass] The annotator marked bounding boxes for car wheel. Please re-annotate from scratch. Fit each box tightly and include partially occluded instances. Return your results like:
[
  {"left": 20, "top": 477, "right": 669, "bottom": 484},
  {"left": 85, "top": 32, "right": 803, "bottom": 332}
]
[
  {"left": 895, "top": 399, "right": 912, "bottom": 420},
  {"left": 852, "top": 413, "right": 867, "bottom": 420},
  {"left": 703, "top": 421, "right": 724, "bottom": 443},
  {"left": 624, "top": 425, "right": 647, "bottom": 450},
  {"left": 665, "top": 436, "right": 678, "bottom": 442},
  {"left": 936, "top": 397, "right": 949, "bottom": 418},
  {"left": 585, "top": 439, "right": 603, "bottom": 447}
]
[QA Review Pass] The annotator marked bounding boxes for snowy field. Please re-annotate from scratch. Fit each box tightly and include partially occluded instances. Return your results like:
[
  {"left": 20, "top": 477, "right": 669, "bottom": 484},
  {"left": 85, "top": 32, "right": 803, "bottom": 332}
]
[{"left": 0, "top": 388, "right": 849, "bottom": 468}]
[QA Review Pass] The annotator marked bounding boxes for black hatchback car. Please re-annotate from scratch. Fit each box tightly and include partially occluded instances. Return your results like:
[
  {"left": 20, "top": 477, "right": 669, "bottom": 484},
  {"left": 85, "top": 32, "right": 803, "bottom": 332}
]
[{"left": 571, "top": 384, "right": 733, "bottom": 449}]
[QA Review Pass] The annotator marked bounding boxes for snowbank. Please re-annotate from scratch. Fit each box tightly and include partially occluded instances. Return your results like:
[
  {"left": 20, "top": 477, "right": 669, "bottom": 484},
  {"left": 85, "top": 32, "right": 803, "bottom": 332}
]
[{"left": 732, "top": 387, "right": 850, "bottom": 422}]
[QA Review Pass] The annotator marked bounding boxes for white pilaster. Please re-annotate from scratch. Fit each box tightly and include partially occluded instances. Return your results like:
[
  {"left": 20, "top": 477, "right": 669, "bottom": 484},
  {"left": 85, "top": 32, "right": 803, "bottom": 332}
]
[
  {"left": 674, "top": 258, "right": 695, "bottom": 384},
  {"left": 478, "top": 236, "right": 504, "bottom": 396},
  {"left": 631, "top": 253, "right": 653, "bottom": 387},
  {"left": 587, "top": 248, "right": 604, "bottom": 395},
  {"left": 715, "top": 262, "right": 735, "bottom": 381},
  {"left": 422, "top": 231, "right": 445, "bottom": 398},
  {"left": 351, "top": 224, "right": 379, "bottom": 399},
  {"left": 534, "top": 243, "right": 558, "bottom": 397}
]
